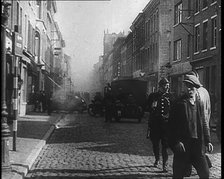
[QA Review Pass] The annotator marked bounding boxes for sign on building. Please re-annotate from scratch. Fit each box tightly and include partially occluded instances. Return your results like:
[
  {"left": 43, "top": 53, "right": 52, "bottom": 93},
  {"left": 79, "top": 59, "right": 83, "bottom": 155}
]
[{"left": 12, "top": 32, "right": 23, "bottom": 56}]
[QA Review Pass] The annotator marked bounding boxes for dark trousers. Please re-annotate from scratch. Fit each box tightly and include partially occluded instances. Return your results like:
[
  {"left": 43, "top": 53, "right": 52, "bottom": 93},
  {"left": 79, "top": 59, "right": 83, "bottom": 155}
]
[
  {"left": 172, "top": 139, "right": 209, "bottom": 179},
  {"left": 151, "top": 132, "right": 168, "bottom": 164},
  {"left": 105, "top": 105, "right": 113, "bottom": 122}
]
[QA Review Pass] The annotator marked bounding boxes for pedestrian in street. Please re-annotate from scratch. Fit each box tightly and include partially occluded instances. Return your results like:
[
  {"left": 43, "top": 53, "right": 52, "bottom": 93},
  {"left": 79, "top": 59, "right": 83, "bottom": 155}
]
[
  {"left": 183, "top": 70, "right": 212, "bottom": 177},
  {"left": 168, "top": 74, "right": 213, "bottom": 179},
  {"left": 40, "top": 91, "right": 47, "bottom": 112},
  {"left": 103, "top": 85, "right": 115, "bottom": 123},
  {"left": 147, "top": 77, "right": 174, "bottom": 172},
  {"left": 47, "top": 91, "right": 53, "bottom": 115}
]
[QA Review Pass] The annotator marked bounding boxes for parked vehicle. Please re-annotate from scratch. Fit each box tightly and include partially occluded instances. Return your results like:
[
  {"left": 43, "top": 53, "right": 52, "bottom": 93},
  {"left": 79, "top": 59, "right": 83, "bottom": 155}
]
[
  {"left": 52, "top": 93, "right": 87, "bottom": 113},
  {"left": 69, "top": 95, "right": 87, "bottom": 113},
  {"left": 111, "top": 78, "right": 147, "bottom": 122}
]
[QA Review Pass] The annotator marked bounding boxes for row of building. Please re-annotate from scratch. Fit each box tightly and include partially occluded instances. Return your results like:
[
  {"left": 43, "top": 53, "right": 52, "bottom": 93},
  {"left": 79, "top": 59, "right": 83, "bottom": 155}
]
[
  {"left": 2, "top": 0, "right": 72, "bottom": 117},
  {"left": 93, "top": 0, "right": 221, "bottom": 126}
]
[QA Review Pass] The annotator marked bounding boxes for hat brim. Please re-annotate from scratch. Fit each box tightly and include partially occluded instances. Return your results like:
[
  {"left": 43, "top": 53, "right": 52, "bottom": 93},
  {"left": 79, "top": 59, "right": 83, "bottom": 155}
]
[{"left": 183, "top": 79, "right": 200, "bottom": 88}]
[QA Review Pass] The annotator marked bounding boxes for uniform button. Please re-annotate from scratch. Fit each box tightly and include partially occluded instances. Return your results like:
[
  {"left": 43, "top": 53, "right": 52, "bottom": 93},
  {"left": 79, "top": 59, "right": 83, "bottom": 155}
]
[
  {"left": 161, "top": 110, "right": 164, "bottom": 112},
  {"left": 161, "top": 99, "right": 164, "bottom": 101},
  {"left": 162, "top": 106, "right": 164, "bottom": 108},
  {"left": 161, "top": 103, "right": 164, "bottom": 105}
]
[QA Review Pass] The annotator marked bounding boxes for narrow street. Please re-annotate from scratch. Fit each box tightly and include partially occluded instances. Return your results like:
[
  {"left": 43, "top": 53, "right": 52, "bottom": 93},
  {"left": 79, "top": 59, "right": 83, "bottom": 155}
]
[{"left": 25, "top": 112, "right": 221, "bottom": 179}]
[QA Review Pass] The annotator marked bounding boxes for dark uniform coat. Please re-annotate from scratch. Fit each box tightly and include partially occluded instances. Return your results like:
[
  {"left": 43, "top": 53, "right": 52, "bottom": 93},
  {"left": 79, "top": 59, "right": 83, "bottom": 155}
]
[{"left": 147, "top": 91, "right": 173, "bottom": 140}]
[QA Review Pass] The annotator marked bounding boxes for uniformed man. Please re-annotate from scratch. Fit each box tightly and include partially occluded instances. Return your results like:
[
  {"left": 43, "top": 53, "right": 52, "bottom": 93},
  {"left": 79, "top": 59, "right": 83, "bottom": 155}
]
[{"left": 147, "top": 77, "right": 173, "bottom": 172}]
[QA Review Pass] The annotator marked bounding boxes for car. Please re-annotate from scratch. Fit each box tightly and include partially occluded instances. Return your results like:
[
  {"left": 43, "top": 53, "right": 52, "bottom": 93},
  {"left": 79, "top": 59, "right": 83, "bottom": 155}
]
[
  {"left": 68, "top": 95, "right": 87, "bottom": 113},
  {"left": 52, "top": 93, "right": 87, "bottom": 113}
]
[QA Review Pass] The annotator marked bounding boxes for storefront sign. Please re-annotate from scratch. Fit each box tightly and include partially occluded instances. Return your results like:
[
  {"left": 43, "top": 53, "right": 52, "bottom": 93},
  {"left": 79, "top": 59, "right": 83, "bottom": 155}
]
[{"left": 12, "top": 32, "right": 23, "bottom": 56}]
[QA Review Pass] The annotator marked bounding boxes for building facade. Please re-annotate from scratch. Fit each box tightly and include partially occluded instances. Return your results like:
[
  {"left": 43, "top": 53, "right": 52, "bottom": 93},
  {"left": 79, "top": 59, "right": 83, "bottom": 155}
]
[
  {"left": 4, "top": 0, "right": 68, "bottom": 116},
  {"left": 170, "top": 0, "right": 221, "bottom": 126}
]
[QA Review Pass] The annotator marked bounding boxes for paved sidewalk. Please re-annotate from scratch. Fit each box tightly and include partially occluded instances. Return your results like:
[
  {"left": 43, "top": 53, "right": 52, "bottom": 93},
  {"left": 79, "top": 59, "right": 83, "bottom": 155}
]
[{"left": 1, "top": 112, "right": 63, "bottom": 179}]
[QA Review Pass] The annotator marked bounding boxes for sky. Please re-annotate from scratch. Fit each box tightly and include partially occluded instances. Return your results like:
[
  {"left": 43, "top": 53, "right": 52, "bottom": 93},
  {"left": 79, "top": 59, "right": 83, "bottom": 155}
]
[{"left": 54, "top": 0, "right": 150, "bottom": 91}]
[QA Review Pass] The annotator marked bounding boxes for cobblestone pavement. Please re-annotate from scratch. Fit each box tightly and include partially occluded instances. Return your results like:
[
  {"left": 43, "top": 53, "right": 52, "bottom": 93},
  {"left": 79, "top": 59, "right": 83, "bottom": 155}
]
[{"left": 25, "top": 113, "right": 221, "bottom": 179}]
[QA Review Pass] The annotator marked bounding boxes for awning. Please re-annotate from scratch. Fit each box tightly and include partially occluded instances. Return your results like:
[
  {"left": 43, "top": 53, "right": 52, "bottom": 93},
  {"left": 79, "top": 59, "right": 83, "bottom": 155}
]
[{"left": 47, "top": 76, "right": 62, "bottom": 89}]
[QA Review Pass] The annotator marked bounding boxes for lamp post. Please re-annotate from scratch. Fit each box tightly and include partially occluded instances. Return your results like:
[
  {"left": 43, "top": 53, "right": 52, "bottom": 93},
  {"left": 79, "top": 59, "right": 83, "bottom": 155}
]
[{"left": 1, "top": 0, "right": 12, "bottom": 171}]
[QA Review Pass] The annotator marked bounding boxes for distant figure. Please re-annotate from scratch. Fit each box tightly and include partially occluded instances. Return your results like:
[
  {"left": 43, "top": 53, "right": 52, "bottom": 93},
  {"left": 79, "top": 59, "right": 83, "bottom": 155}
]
[
  {"left": 104, "top": 83, "right": 112, "bottom": 95},
  {"left": 47, "top": 92, "right": 53, "bottom": 115},
  {"left": 40, "top": 91, "right": 47, "bottom": 112},
  {"left": 34, "top": 92, "right": 40, "bottom": 112},
  {"left": 103, "top": 86, "right": 115, "bottom": 123}
]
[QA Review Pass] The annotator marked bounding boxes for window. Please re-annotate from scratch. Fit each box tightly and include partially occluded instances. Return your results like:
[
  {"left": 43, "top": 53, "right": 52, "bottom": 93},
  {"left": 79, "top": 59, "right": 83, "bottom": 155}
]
[
  {"left": 194, "top": 25, "right": 200, "bottom": 52},
  {"left": 211, "top": 17, "right": 217, "bottom": 47},
  {"left": 202, "top": 21, "right": 208, "bottom": 50},
  {"left": 187, "top": 34, "right": 191, "bottom": 57},
  {"left": 153, "top": 14, "right": 156, "bottom": 32},
  {"left": 174, "top": 39, "right": 182, "bottom": 61},
  {"left": 24, "top": 15, "right": 28, "bottom": 48},
  {"left": 202, "top": 0, "right": 208, "bottom": 9},
  {"left": 16, "top": 2, "right": 19, "bottom": 27},
  {"left": 195, "top": 0, "right": 200, "bottom": 13},
  {"left": 20, "top": 7, "right": 22, "bottom": 33},
  {"left": 174, "top": 2, "right": 183, "bottom": 24},
  {"left": 36, "top": 0, "right": 41, "bottom": 19},
  {"left": 188, "top": 0, "right": 192, "bottom": 17}
]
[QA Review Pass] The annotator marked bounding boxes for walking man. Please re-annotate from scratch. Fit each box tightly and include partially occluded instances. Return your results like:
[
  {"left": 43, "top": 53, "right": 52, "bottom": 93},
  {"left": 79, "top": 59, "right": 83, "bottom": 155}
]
[
  {"left": 168, "top": 74, "right": 213, "bottom": 179},
  {"left": 147, "top": 77, "right": 173, "bottom": 172},
  {"left": 103, "top": 85, "right": 115, "bottom": 123},
  {"left": 184, "top": 70, "right": 211, "bottom": 177}
]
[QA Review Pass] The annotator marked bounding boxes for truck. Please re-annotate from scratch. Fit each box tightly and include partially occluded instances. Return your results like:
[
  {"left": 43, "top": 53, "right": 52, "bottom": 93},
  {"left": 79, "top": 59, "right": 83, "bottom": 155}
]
[{"left": 111, "top": 78, "right": 147, "bottom": 122}]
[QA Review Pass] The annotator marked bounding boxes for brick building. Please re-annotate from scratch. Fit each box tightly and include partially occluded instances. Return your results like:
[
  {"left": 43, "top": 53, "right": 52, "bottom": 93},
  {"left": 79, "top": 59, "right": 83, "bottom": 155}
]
[
  {"left": 169, "top": 0, "right": 221, "bottom": 126},
  {"left": 142, "top": 0, "right": 174, "bottom": 93}
]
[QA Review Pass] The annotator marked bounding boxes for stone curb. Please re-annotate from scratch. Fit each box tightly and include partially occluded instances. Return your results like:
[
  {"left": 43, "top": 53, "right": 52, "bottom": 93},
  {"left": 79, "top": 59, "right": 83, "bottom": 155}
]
[{"left": 9, "top": 114, "right": 63, "bottom": 179}]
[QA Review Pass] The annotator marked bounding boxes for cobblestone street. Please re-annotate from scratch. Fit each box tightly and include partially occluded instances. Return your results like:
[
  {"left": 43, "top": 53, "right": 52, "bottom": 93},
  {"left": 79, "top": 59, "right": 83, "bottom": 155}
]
[{"left": 25, "top": 113, "right": 221, "bottom": 179}]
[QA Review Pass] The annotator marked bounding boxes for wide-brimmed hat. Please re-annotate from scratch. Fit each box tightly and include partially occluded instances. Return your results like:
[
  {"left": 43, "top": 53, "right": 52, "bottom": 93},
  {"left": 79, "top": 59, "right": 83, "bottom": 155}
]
[{"left": 183, "top": 74, "right": 202, "bottom": 88}]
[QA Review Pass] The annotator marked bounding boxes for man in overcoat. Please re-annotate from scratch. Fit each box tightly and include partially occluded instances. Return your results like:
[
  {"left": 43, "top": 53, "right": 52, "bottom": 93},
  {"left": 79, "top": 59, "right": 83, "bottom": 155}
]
[{"left": 168, "top": 74, "right": 213, "bottom": 179}]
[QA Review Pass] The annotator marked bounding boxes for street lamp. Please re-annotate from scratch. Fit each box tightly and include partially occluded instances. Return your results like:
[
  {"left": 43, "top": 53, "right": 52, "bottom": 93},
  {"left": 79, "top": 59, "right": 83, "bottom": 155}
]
[{"left": 1, "top": 0, "right": 12, "bottom": 171}]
